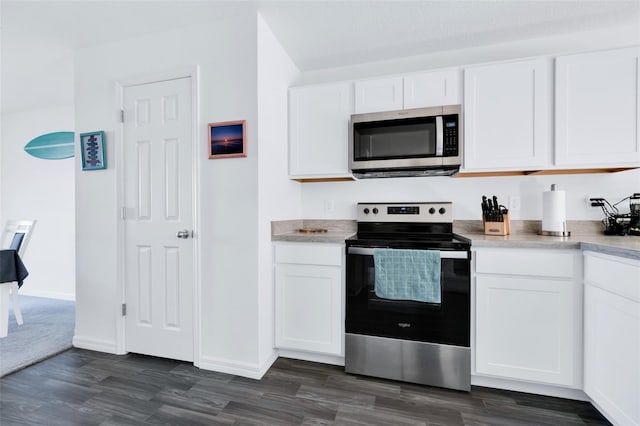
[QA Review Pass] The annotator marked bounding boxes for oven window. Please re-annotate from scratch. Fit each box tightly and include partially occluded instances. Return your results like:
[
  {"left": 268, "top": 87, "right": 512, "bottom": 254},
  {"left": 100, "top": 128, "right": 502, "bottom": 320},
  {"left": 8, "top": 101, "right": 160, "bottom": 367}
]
[
  {"left": 346, "top": 250, "right": 470, "bottom": 347},
  {"left": 353, "top": 116, "right": 436, "bottom": 161}
]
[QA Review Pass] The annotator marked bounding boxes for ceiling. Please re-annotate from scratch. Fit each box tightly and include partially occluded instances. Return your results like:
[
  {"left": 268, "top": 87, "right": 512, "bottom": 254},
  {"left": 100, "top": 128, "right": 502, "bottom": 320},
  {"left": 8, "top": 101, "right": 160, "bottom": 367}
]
[{"left": 1, "top": 0, "right": 639, "bottom": 113}]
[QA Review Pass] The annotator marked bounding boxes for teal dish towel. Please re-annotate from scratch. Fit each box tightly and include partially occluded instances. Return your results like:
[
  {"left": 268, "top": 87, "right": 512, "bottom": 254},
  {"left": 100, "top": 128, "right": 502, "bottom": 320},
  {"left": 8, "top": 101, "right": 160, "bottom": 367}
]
[{"left": 373, "top": 248, "right": 441, "bottom": 303}]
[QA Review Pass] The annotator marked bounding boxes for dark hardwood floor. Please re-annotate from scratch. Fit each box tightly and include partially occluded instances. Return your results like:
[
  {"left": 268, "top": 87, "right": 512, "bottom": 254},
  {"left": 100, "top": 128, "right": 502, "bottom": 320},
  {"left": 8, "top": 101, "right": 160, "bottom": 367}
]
[{"left": 0, "top": 348, "right": 609, "bottom": 425}]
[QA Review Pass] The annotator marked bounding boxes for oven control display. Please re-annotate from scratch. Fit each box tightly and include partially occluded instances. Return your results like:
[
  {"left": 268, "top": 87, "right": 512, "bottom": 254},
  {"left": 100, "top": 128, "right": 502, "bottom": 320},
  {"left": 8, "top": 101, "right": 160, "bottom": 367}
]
[{"left": 388, "top": 206, "right": 420, "bottom": 215}]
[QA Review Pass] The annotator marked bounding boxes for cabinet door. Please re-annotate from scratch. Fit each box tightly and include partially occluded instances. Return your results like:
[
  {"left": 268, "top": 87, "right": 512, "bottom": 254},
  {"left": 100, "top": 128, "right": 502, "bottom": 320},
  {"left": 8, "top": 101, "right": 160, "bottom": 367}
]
[
  {"left": 404, "top": 69, "right": 461, "bottom": 109},
  {"left": 584, "top": 285, "right": 640, "bottom": 426},
  {"left": 275, "top": 264, "right": 343, "bottom": 355},
  {"left": 556, "top": 47, "right": 640, "bottom": 166},
  {"left": 464, "top": 59, "right": 551, "bottom": 170},
  {"left": 354, "top": 76, "right": 403, "bottom": 113},
  {"left": 289, "top": 82, "right": 353, "bottom": 178},
  {"left": 584, "top": 252, "right": 640, "bottom": 426},
  {"left": 475, "top": 275, "right": 580, "bottom": 386}
]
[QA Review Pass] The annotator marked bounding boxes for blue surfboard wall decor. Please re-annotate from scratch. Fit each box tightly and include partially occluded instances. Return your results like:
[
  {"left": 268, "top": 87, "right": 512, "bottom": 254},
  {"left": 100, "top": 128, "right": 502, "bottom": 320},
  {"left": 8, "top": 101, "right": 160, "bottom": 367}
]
[{"left": 24, "top": 131, "right": 75, "bottom": 160}]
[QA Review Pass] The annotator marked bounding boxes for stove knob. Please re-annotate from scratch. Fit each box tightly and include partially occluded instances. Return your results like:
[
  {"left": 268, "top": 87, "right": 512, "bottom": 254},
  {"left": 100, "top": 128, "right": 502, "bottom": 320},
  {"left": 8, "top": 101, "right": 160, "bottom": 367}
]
[
  {"left": 439, "top": 207, "right": 446, "bottom": 214},
  {"left": 428, "top": 207, "right": 436, "bottom": 214},
  {"left": 372, "top": 208, "right": 379, "bottom": 214},
  {"left": 363, "top": 208, "right": 370, "bottom": 214}
]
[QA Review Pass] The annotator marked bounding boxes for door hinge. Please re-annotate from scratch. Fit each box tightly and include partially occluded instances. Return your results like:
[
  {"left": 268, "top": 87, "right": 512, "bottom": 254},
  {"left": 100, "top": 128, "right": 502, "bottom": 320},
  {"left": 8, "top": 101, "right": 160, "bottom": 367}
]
[
  {"left": 121, "top": 206, "right": 126, "bottom": 220},
  {"left": 121, "top": 303, "right": 127, "bottom": 316},
  {"left": 120, "top": 109, "right": 124, "bottom": 123}
]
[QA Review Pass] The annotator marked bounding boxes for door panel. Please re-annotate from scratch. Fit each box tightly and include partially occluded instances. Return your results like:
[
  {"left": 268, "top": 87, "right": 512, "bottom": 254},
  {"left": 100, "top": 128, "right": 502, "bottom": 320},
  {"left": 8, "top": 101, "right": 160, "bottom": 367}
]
[
  {"left": 463, "top": 58, "right": 550, "bottom": 170},
  {"left": 123, "top": 77, "right": 194, "bottom": 362},
  {"left": 555, "top": 47, "right": 640, "bottom": 165},
  {"left": 475, "top": 275, "right": 577, "bottom": 386},
  {"left": 275, "top": 264, "right": 343, "bottom": 355}
]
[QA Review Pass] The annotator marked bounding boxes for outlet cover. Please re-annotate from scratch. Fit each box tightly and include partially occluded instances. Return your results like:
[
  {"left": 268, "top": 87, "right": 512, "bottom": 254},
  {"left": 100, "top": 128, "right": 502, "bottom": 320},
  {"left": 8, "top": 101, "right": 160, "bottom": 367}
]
[{"left": 508, "top": 196, "right": 521, "bottom": 211}]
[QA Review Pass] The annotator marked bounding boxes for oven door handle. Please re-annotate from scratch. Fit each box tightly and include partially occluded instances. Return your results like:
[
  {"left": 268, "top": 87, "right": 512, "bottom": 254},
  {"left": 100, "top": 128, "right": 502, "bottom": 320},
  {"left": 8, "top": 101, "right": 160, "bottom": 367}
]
[{"left": 347, "top": 246, "right": 468, "bottom": 259}]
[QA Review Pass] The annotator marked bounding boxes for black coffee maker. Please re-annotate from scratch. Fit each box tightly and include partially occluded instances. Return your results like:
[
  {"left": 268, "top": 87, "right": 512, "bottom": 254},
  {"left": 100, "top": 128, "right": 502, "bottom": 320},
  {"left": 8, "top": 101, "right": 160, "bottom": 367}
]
[
  {"left": 628, "top": 194, "right": 640, "bottom": 236},
  {"left": 590, "top": 193, "right": 640, "bottom": 236}
]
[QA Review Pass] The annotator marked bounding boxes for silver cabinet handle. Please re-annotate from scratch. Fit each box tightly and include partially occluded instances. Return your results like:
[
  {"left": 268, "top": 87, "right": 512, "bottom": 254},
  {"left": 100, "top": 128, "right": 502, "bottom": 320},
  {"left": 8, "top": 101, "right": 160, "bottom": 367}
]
[{"left": 176, "top": 230, "right": 192, "bottom": 239}]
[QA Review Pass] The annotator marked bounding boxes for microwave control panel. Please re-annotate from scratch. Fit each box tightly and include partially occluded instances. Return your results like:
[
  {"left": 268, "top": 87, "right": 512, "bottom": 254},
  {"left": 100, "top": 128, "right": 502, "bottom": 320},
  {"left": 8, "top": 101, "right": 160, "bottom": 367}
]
[{"left": 443, "top": 114, "right": 459, "bottom": 157}]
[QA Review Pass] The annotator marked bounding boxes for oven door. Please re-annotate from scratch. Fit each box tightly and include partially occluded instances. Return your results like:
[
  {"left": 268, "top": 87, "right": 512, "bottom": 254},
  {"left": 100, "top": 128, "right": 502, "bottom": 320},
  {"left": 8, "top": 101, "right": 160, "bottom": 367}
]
[{"left": 345, "top": 245, "right": 470, "bottom": 347}]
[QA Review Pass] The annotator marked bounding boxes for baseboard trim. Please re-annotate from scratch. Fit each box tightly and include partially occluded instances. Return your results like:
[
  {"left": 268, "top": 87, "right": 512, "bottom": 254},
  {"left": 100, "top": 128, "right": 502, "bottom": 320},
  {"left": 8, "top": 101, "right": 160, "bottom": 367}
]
[
  {"left": 72, "top": 335, "right": 119, "bottom": 354},
  {"left": 19, "top": 289, "right": 75, "bottom": 301},
  {"left": 589, "top": 398, "right": 621, "bottom": 426},
  {"left": 471, "top": 374, "right": 589, "bottom": 401},
  {"left": 198, "top": 351, "right": 278, "bottom": 380},
  {"left": 278, "top": 349, "right": 345, "bottom": 366}
]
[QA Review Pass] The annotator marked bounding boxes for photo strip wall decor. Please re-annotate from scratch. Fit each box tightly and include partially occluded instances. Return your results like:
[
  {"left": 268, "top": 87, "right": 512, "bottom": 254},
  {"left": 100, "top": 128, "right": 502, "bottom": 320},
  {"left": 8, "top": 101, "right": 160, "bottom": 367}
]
[
  {"left": 208, "top": 120, "right": 246, "bottom": 159},
  {"left": 80, "top": 130, "right": 106, "bottom": 170}
]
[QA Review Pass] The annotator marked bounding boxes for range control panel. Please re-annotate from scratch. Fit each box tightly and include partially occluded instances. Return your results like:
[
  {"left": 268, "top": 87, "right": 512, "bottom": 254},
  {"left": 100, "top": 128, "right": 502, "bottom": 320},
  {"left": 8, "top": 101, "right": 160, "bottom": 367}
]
[{"left": 357, "top": 202, "right": 453, "bottom": 223}]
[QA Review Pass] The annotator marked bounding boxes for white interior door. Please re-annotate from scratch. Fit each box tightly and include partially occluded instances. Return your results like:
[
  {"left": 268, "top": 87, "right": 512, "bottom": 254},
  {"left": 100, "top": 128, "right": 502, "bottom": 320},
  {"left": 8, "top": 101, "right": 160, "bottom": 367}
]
[{"left": 123, "top": 77, "right": 194, "bottom": 362}]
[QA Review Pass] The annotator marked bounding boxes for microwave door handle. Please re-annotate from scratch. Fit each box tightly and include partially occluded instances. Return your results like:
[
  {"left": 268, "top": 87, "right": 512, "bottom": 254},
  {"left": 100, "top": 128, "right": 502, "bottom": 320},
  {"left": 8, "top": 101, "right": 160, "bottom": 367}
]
[{"left": 436, "top": 116, "right": 444, "bottom": 156}]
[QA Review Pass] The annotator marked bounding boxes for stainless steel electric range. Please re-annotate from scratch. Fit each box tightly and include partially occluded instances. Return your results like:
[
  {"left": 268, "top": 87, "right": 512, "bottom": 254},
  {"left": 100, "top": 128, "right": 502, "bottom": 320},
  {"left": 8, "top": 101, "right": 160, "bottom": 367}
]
[{"left": 345, "top": 202, "right": 471, "bottom": 391}]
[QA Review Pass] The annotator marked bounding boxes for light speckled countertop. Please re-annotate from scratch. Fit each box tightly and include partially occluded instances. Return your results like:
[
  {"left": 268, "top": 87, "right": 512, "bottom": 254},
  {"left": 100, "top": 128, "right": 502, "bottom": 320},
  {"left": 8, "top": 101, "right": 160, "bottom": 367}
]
[
  {"left": 454, "top": 220, "right": 640, "bottom": 260},
  {"left": 271, "top": 219, "right": 356, "bottom": 243},
  {"left": 272, "top": 219, "right": 640, "bottom": 260}
]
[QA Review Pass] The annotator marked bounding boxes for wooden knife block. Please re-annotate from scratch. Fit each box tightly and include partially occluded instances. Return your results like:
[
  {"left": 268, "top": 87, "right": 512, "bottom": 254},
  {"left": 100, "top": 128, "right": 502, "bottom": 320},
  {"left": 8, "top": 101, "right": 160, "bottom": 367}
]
[{"left": 483, "top": 213, "right": 511, "bottom": 236}]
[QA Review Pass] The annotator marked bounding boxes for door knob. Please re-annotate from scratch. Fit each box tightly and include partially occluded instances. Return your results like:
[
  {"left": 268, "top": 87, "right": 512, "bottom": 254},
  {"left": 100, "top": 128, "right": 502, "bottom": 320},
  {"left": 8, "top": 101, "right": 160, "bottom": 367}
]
[{"left": 176, "top": 230, "right": 192, "bottom": 239}]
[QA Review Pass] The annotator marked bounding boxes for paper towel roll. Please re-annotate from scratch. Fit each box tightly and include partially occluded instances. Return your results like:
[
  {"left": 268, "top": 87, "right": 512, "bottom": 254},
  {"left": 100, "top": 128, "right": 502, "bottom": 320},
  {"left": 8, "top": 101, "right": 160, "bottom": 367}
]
[{"left": 542, "top": 185, "right": 566, "bottom": 233}]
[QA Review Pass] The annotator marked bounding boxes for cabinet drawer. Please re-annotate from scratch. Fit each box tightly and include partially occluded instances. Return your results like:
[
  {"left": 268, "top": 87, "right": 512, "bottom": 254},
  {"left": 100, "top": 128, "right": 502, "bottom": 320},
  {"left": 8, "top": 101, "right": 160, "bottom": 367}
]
[
  {"left": 475, "top": 249, "right": 576, "bottom": 278},
  {"left": 275, "top": 243, "right": 343, "bottom": 266},
  {"left": 584, "top": 252, "right": 640, "bottom": 302}
]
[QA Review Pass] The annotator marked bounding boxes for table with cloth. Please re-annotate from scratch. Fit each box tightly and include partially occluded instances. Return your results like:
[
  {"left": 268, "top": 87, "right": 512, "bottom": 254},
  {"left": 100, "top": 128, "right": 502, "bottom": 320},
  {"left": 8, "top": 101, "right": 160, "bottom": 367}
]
[
  {"left": 0, "top": 249, "right": 29, "bottom": 337},
  {"left": 0, "top": 249, "right": 29, "bottom": 286}
]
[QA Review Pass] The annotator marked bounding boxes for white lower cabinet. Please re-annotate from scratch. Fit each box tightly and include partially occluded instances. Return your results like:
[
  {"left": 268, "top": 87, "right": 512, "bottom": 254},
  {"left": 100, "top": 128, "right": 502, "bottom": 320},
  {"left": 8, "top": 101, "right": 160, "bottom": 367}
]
[
  {"left": 474, "top": 248, "right": 582, "bottom": 388},
  {"left": 584, "top": 252, "right": 640, "bottom": 426},
  {"left": 274, "top": 243, "right": 344, "bottom": 357}
]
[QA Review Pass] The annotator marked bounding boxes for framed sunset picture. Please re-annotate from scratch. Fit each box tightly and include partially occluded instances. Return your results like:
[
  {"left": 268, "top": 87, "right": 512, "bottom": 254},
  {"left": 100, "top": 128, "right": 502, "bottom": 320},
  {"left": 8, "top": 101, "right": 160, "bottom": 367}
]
[{"left": 208, "top": 120, "right": 246, "bottom": 159}]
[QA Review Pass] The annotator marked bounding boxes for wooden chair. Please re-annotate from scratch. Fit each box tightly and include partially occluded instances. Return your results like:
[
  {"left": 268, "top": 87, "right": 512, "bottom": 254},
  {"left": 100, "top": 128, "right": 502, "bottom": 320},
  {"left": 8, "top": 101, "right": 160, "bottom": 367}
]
[{"left": 0, "top": 220, "right": 36, "bottom": 336}]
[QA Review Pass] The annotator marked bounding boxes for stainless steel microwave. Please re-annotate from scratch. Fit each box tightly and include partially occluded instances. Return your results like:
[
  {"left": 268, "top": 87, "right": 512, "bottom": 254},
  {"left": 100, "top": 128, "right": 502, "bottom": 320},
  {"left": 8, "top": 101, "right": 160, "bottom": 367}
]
[{"left": 349, "top": 104, "right": 462, "bottom": 178}]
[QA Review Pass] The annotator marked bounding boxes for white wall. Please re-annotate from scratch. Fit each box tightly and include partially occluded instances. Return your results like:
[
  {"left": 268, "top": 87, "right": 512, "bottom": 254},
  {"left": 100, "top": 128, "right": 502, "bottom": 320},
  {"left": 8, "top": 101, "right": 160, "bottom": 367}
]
[
  {"left": 1, "top": 105, "right": 76, "bottom": 300},
  {"left": 298, "top": 24, "right": 640, "bottom": 224},
  {"left": 300, "top": 171, "right": 640, "bottom": 222},
  {"left": 73, "top": 6, "right": 276, "bottom": 375},
  {"left": 256, "top": 14, "right": 301, "bottom": 367},
  {"left": 0, "top": 24, "right": 3, "bottom": 224}
]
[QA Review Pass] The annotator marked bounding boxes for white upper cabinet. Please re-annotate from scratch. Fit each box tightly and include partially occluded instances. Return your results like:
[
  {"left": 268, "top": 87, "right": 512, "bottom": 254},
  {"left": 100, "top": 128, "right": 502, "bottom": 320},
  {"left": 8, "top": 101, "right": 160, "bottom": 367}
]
[
  {"left": 289, "top": 81, "right": 354, "bottom": 179},
  {"left": 404, "top": 69, "right": 461, "bottom": 109},
  {"left": 355, "top": 76, "right": 403, "bottom": 113},
  {"left": 463, "top": 58, "right": 551, "bottom": 171},
  {"left": 555, "top": 46, "right": 640, "bottom": 167},
  {"left": 355, "top": 69, "right": 461, "bottom": 114}
]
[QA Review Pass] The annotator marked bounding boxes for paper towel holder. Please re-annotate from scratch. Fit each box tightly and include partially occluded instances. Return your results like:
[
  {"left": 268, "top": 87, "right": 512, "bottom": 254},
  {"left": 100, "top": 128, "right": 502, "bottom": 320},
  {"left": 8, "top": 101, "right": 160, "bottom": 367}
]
[
  {"left": 538, "top": 184, "right": 571, "bottom": 237},
  {"left": 539, "top": 228, "right": 571, "bottom": 237}
]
